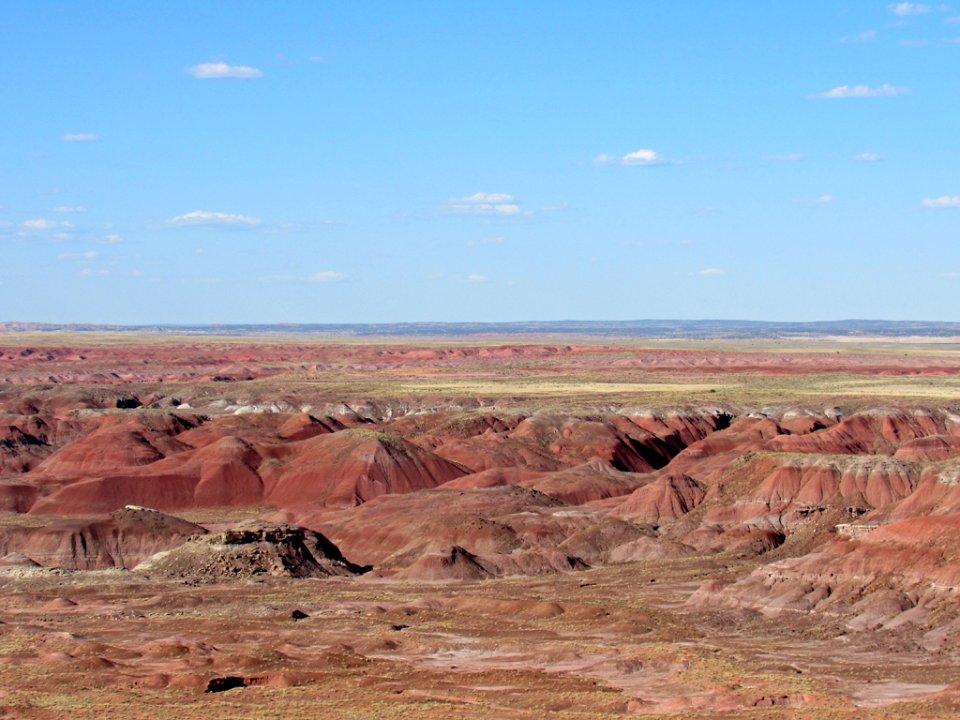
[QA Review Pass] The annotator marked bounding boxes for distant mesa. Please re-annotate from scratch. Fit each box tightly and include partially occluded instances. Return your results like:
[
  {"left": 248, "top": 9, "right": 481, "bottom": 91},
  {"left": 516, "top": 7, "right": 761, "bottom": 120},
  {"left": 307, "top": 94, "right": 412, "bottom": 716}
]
[{"left": 4, "top": 319, "right": 960, "bottom": 338}]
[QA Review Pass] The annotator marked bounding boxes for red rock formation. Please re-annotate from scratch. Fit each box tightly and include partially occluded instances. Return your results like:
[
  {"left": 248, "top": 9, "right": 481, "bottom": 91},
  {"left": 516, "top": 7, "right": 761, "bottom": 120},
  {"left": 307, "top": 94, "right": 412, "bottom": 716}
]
[
  {"left": 698, "top": 455, "right": 918, "bottom": 529},
  {"left": 0, "top": 482, "right": 40, "bottom": 512},
  {"left": 282, "top": 485, "right": 556, "bottom": 567},
  {"left": 262, "top": 429, "right": 468, "bottom": 507},
  {"left": 769, "top": 410, "right": 957, "bottom": 456},
  {"left": 29, "top": 434, "right": 266, "bottom": 515},
  {"left": 31, "top": 413, "right": 198, "bottom": 481},
  {"left": 692, "top": 513, "right": 960, "bottom": 647},
  {"left": 894, "top": 434, "right": 960, "bottom": 462},
  {"left": 278, "top": 484, "right": 648, "bottom": 575},
  {"left": 610, "top": 473, "right": 706, "bottom": 524},
  {"left": 394, "top": 545, "right": 494, "bottom": 581},
  {"left": 0, "top": 506, "right": 203, "bottom": 569}
]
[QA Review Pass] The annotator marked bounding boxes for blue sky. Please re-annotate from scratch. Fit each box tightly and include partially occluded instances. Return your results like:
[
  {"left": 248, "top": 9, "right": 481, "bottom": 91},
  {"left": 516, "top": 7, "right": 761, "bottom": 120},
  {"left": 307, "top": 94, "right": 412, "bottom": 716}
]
[{"left": 1, "top": 1, "right": 959, "bottom": 323}]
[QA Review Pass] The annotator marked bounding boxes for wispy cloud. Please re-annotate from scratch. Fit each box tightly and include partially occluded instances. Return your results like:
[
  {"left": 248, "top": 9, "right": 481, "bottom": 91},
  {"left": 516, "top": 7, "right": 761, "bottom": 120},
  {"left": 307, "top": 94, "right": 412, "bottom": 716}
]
[
  {"left": 594, "top": 148, "right": 678, "bottom": 167},
  {"left": 63, "top": 133, "right": 98, "bottom": 142},
  {"left": 57, "top": 250, "right": 98, "bottom": 261},
  {"left": 187, "top": 62, "right": 263, "bottom": 79},
  {"left": 307, "top": 270, "right": 345, "bottom": 282},
  {"left": 902, "top": 36, "right": 960, "bottom": 46},
  {"left": 816, "top": 195, "right": 836, "bottom": 203},
  {"left": 22, "top": 219, "right": 74, "bottom": 230},
  {"left": 841, "top": 30, "right": 878, "bottom": 43},
  {"left": 922, "top": 196, "right": 960, "bottom": 208},
  {"left": 53, "top": 206, "right": 86, "bottom": 213},
  {"left": 940, "top": 271, "right": 960, "bottom": 278},
  {"left": 695, "top": 268, "right": 725, "bottom": 277},
  {"left": 466, "top": 273, "right": 486, "bottom": 283},
  {"left": 166, "top": 210, "right": 261, "bottom": 226},
  {"left": 57, "top": 249, "right": 108, "bottom": 277},
  {"left": 446, "top": 192, "right": 523, "bottom": 216},
  {"left": 103, "top": 234, "right": 123, "bottom": 244},
  {"left": 889, "top": 2, "right": 931, "bottom": 15},
  {"left": 810, "top": 84, "right": 907, "bottom": 99},
  {"left": 762, "top": 153, "right": 805, "bottom": 162},
  {"left": 5, "top": 218, "right": 76, "bottom": 241},
  {"left": 854, "top": 152, "right": 884, "bottom": 161}
]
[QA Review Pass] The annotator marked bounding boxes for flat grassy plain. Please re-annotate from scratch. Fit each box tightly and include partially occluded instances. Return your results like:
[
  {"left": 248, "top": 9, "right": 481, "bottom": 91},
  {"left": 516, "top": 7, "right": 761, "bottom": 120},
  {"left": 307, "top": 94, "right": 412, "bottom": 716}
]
[{"left": 8, "top": 331, "right": 956, "bottom": 408}]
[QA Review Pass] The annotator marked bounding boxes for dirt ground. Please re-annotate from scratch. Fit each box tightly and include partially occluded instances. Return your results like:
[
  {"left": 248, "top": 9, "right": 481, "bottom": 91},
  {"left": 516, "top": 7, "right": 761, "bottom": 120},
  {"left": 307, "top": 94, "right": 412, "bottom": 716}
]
[{"left": 3, "top": 554, "right": 959, "bottom": 719}]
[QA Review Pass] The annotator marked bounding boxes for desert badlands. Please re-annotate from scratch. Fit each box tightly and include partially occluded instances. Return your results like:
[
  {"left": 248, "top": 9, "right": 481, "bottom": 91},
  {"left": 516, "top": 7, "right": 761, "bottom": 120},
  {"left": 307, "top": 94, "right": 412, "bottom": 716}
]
[{"left": 0, "top": 332, "right": 960, "bottom": 717}]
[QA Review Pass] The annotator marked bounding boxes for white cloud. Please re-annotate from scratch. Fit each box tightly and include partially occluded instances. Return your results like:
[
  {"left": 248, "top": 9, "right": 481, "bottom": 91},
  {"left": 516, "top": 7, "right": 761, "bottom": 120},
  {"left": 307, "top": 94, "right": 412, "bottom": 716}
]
[
  {"left": 104, "top": 233, "right": 123, "bottom": 244},
  {"left": 79, "top": 267, "right": 109, "bottom": 277},
  {"left": 810, "top": 84, "right": 907, "bottom": 99},
  {"left": 22, "top": 219, "right": 73, "bottom": 230},
  {"left": 941, "top": 271, "right": 960, "bottom": 278},
  {"left": 841, "top": 30, "right": 878, "bottom": 43},
  {"left": 816, "top": 195, "right": 836, "bottom": 203},
  {"left": 622, "top": 149, "right": 664, "bottom": 166},
  {"left": 464, "top": 192, "right": 514, "bottom": 203},
  {"left": 53, "top": 206, "right": 86, "bottom": 213},
  {"left": 890, "top": 2, "right": 931, "bottom": 15},
  {"left": 763, "top": 153, "right": 805, "bottom": 162},
  {"left": 854, "top": 152, "right": 884, "bottom": 161},
  {"left": 166, "top": 210, "right": 261, "bottom": 226},
  {"left": 466, "top": 273, "right": 486, "bottom": 283},
  {"left": 922, "top": 196, "right": 960, "bottom": 208},
  {"left": 57, "top": 250, "right": 98, "bottom": 261},
  {"left": 595, "top": 149, "right": 678, "bottom": 167},
  {"left": 447, "top": 193, "right": 523, "bottom": 216},
  {"left": 307, "top": 270, "right": 345, "bottom": 282},
  {"left": 695, "top": 268, "right": 725, "bottom": 277},
  {"left": 187, "top": 62, "right": 263, "bottom": 79},
  {"left": 63, "top": 133, "right": 98, "bottom": 142}
]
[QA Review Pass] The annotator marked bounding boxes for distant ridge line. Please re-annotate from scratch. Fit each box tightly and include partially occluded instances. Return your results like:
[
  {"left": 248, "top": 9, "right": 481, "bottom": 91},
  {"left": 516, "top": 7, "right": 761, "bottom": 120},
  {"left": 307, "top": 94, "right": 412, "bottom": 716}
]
[{"left": 3, "top": 319, "right": 960, "bottom": 339}]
